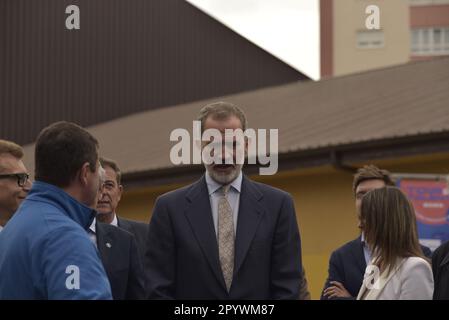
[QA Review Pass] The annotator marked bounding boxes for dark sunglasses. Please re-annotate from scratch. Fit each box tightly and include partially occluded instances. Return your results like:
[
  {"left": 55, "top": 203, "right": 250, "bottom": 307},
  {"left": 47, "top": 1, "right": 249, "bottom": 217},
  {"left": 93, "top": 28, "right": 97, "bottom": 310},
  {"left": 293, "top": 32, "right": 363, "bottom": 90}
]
[{"left": 0, "top": 173, "right": 30, "bottom": 187}]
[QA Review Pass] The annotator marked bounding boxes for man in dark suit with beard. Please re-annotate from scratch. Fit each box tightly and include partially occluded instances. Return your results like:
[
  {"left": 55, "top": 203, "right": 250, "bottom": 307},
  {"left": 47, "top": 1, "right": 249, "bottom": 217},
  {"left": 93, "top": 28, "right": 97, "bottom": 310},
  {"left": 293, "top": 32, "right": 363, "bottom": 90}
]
[{"left": 145, "top": 101, "right": 303, "bottom": 299}]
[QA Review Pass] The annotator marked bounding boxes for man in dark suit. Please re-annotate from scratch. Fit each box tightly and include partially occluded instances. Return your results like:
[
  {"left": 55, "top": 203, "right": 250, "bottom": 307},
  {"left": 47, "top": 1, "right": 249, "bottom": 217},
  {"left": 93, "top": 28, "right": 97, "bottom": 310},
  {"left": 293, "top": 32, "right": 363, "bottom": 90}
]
[
  {"left": 96, "top": 158, "right": 148, "bottom": 259},
  {"left": 431, "top": 176, "right": 449, "bottom": 300},
  {"left": 432, "top": 239, "right": 449, "bottom": 299},
  {"left": 321, "top": 165, "right": 432, "bottom": 299},
  {"left": 117, "top": 216, "right": 148, "bottom": 259},
  {"left": 89, "top": 221, "right": 146, "bottom": 300},
  {"left": 145, "top": 101, "right": 303, "bottom": 299}
]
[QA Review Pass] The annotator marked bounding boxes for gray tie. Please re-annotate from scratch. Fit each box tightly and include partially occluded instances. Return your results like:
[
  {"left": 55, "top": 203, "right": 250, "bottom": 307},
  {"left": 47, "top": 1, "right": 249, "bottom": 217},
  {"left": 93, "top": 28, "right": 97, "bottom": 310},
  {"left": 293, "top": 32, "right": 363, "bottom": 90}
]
[{"left": 217, "top": 185, "right": 234, "bottom": 292}]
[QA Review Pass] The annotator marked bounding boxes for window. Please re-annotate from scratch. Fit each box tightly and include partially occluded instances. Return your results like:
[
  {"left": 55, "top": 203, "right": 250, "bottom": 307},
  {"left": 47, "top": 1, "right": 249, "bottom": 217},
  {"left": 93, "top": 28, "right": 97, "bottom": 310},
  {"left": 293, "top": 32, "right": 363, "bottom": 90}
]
[
  {"left": 412, "top": 30, "right": 420, "bottom": 52},
  {"left": 434, "top": 29, "right": 442, "bottom": 51},
  {"left": 356, "top": 30, "right": 385, "bottom": 49},
  {"left": 411, "top": 27, "right": 449, "bottom": 55},
  {"left": 443, "top": 28, "right": 449, "bottom": 52},
  {"left": 410, "top": 0, "right": 449, "bottom": 6},
  {"left": 422, "top": 29, "right": 430, "bottom": 52}
]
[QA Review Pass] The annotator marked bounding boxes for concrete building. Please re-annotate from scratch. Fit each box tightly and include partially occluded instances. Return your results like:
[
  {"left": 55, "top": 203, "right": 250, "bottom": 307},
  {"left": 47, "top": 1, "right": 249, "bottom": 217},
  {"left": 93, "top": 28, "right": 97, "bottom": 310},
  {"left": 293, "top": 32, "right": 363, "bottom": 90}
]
[
  {"left": 410, "top": 0, "right": 449, "bottom": 60},
  {"left": 322, "top": 0, "right": 449, "bottom": 76},
  {"left": 321, "top": 0, "right": 410, "bottom": 77}
]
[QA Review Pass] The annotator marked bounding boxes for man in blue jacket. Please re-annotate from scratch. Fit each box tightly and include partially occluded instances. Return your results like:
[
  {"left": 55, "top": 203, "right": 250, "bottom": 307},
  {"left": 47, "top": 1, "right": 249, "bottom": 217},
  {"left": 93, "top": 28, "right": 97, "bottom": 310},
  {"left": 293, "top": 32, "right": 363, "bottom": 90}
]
[{"left": 0, "top": 121, "right": 112, "bottom": 299}]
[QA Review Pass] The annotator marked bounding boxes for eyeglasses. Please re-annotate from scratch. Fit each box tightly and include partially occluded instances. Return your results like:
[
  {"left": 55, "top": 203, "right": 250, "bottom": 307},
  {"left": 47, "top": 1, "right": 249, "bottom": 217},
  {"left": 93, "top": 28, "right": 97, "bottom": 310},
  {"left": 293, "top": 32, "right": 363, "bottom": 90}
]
[{"left": 0, "top": 173, "right": 30, "bottom": 187}]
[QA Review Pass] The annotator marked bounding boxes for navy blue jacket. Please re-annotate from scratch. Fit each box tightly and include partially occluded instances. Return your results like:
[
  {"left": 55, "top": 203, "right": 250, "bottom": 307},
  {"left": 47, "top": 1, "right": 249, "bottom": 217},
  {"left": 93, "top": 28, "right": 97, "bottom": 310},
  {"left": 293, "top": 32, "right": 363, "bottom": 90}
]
[
  {"left": 96, "top": 222, "right": 146, "bottom": 300},
  {"left": 0, "top": 181, "right": 112, "bottom": 299},
  {"left": 321, "top": 236, "right": 432, "bottom": 299},
  {"left": 432, "top": 240, "right": 449, "bottom": 300},
  {"left": 117, "top": 217, "right": 148, "bottom": 261},
  {"left": 145, "top": 175, "right": 302, "bottom": 299}
]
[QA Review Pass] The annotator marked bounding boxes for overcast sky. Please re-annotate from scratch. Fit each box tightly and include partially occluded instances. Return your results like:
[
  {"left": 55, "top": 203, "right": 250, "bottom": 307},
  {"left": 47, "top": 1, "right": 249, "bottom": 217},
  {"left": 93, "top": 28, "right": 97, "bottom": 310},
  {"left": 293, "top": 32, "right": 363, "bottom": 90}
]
[{"left": 186, "top": 0, "right": 321, "bottom": 80}]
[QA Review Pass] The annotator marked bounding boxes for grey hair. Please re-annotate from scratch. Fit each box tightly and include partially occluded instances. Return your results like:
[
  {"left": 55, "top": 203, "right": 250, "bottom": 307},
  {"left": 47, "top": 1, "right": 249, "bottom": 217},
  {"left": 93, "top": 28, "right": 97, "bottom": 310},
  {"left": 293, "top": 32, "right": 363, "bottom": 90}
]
[{"left": 197, "top": 101, "right": 248, "bottom": 133}]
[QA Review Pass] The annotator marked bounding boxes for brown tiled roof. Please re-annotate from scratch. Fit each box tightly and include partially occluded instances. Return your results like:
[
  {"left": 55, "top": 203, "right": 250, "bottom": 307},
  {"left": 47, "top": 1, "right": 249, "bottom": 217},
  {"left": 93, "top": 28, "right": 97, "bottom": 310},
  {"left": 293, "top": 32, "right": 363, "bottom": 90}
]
[{"left": 23, "top": 57, "right": 449, "bottom": 177}]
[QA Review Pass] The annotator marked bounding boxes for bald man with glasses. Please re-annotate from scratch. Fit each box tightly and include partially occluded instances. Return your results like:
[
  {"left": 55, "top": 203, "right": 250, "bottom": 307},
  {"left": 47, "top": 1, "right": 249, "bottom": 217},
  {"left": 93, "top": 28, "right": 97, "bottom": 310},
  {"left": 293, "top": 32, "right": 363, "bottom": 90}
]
[{"left": 0, "top": 139, "right": 32, "bottom": 231}]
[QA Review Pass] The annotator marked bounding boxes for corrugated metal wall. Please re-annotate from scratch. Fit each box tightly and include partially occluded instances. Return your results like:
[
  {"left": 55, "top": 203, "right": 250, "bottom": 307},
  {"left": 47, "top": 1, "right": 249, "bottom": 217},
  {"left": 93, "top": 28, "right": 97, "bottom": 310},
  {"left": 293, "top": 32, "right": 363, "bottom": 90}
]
[{"left": 0, "top": 0, "right": 307, "bottom": 145}]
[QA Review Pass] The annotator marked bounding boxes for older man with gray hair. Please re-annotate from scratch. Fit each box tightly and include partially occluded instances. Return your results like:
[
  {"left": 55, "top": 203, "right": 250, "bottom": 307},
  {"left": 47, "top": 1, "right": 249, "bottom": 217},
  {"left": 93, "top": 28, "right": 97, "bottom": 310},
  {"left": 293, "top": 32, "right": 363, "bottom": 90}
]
[{"left": 146, "top": 101, "right": 304, "bottom": 299}]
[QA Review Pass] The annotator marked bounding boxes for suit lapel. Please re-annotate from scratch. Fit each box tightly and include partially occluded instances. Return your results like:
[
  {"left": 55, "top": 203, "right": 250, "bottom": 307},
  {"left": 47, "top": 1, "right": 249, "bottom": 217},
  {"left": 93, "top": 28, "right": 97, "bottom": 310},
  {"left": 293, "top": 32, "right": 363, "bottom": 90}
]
[
  {"left": 356, "top": 281, "right": 368, "bottom": 300},
  {"left": 184, "top": 177, "right": 227, "bottom": 291},
  {"left": 234, "top": 176, "right": 265, "bottom": 276},
  {"left": 117, "top": 217, "right": 132, "bottom": 234},
  {"left": 96, "top": 222, "right": 113, "bottom": 266},
  {"left": 359, "top": 258, "right": 406, "bottom": 300},
  {"left": 440, "top": 250, "right": 449, "bottom": 268},
  {"left": 355, "top": 237, "right": 368, "bottom": 274}
]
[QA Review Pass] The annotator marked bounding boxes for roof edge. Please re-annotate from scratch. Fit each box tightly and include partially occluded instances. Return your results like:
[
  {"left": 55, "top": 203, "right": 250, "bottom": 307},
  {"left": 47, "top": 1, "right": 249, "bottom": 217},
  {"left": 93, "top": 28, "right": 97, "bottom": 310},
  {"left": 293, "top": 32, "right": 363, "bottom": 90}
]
[{"left": 122, "top": 131, "right": 449, "bottom": 189}]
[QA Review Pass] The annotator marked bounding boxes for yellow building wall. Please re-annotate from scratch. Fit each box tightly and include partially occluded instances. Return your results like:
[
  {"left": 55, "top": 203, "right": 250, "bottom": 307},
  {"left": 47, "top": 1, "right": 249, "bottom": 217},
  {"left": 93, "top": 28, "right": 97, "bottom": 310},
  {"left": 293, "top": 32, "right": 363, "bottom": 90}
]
[
  {"left": 333, "top": 0, "right": 410, "bottom": 77},
  {"left": 118, "top": 152, "right": 449, "bottom": 299}
]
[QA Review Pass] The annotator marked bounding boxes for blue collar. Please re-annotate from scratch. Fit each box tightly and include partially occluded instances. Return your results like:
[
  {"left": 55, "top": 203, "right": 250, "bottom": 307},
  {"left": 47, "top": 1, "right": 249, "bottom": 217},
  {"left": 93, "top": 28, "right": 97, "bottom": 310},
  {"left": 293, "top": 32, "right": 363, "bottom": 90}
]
[{"left": 26, "top": 181, "right": 96, "bottom": 230}]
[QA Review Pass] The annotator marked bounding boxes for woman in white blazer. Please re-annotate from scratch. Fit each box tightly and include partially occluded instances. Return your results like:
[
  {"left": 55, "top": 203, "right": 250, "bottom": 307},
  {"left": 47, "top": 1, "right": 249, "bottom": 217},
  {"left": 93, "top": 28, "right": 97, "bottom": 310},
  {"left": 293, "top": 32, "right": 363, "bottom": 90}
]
[{"left": 356, "top": 187, "right": 433, "bottom": 300}]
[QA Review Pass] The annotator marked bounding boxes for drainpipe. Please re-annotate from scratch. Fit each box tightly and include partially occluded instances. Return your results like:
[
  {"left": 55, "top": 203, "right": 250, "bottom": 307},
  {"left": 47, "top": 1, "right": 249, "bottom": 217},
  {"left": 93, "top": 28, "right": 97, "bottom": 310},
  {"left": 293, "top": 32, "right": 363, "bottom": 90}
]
[{"left": 330, "top": 149, "right": 358, "bottom": 173}]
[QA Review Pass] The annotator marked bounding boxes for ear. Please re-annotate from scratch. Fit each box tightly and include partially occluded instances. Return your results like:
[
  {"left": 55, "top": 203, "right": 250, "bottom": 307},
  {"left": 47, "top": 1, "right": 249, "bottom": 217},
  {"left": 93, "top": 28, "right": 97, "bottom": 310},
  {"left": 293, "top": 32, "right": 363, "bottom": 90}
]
[
  {"left": 78, "top": 162, "right": 91, "bottom": 187},
  {"left": 244, "top": 136, "right": 249, "bottom": 157},
  {"left": 117, "top": 184, "right": 123, "bottom": 201}
]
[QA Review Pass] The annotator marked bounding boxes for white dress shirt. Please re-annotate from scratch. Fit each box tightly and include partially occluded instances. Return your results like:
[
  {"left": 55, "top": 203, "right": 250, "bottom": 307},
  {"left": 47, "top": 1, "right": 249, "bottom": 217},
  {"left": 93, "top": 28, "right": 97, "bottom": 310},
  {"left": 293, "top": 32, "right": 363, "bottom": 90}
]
[
  {"left": 360, "top": 232, "right": 372, "bottom": 266},
  {"left": 0, "top": 225, "right": 3, "bottom": 233},
  {"left": 205, "top": 171, "right": 242, "bottom": 236}
]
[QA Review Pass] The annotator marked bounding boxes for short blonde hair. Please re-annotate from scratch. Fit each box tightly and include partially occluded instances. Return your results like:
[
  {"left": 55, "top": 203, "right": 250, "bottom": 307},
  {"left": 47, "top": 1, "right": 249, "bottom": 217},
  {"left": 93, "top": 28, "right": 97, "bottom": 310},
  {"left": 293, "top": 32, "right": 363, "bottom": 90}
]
[
  {"left": 0, "top": 139, "right": 24, "bottom": 173},
  {"left": 0, "top": 139, "right": 23, "bottom": 159}
]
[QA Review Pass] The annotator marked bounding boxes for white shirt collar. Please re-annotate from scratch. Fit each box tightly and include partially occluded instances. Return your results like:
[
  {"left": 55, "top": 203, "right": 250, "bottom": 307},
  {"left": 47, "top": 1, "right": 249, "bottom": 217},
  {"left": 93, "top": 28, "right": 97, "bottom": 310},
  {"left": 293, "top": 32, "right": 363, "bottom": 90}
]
[
  {"left": 89, "top": 213, "right": 118, "bottom": 234},
  {"left": 205, "top": 170, "right": 243, "bottom": 195},
  {"left": 110, "top": 213, "right": 118, "bottom": 227},
  {"left": 89, "top": 218, "right": 96, "bottom": 234},
  {"left": 0, "top": 225, "right": 3, "bottom": 232}
]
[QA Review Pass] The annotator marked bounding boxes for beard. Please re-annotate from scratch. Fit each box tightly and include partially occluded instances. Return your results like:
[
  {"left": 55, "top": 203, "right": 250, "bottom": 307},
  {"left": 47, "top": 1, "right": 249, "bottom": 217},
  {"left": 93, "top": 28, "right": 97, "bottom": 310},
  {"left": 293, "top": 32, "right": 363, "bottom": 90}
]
[{"left": 205, "top": 163, "right": 242, "bottom": 185}]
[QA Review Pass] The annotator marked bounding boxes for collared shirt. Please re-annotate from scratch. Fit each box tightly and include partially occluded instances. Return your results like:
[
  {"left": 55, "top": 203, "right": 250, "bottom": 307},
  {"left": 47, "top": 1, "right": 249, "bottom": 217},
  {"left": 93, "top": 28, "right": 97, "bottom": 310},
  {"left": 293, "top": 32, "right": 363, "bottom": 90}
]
[
  {"left": 110, "top": 214, "right": 118, "bottom": 227},
  {"left": 205, "top": 171, "right": 242, "bottom": 236},
  {"left": 88, "top": 213, "right": 119, "bottom": 246},
  {"left": 360, "top": 233, "right": 372, "bottom": 266},
  {"left": 0, "top": 225, "right": 3, "bottom": 233},
  {"left": 88, "top": 218, "right": 98, "bottom": 247}
]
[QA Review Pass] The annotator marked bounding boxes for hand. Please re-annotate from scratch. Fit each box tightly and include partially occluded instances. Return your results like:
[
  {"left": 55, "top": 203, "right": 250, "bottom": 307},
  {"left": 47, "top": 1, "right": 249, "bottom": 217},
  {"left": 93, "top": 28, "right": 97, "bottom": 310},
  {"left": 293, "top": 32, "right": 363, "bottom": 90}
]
[{"left": 323, "top": 281, "right": 352, "bottom": 298}]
